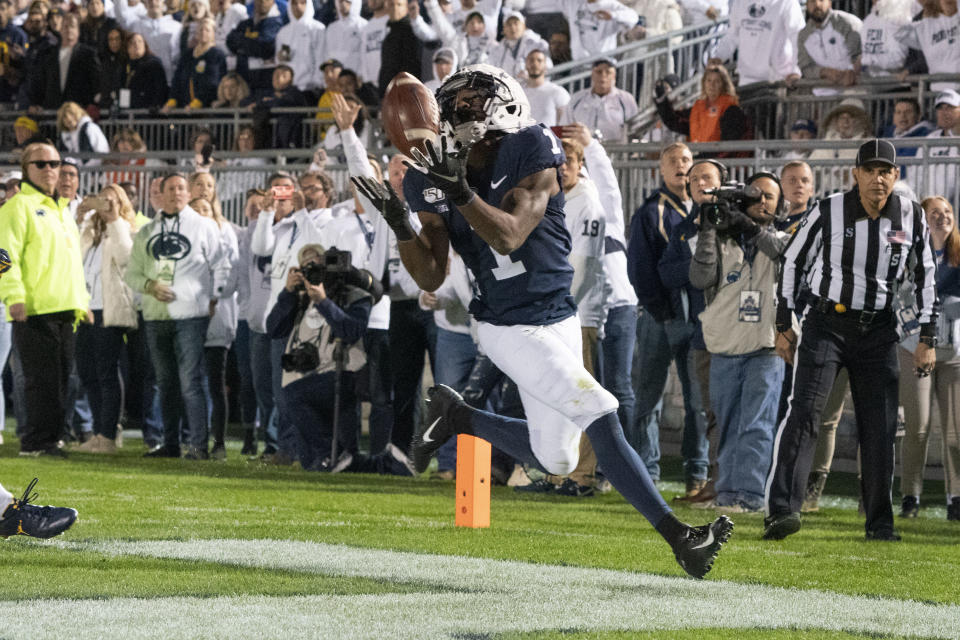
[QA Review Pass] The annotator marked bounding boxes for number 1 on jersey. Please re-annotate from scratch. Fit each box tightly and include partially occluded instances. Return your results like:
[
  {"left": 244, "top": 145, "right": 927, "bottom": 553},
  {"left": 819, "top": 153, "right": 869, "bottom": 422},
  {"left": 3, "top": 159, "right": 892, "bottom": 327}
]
[{"left": 490, "top": 247, "right": 526, "bottom": 280}]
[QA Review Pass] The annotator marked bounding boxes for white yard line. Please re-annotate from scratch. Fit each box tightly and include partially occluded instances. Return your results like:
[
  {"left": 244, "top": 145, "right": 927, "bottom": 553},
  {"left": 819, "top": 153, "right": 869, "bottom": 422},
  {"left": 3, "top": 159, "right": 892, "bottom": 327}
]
[{"left": 0, "top": 538, "right": 955, "bottom": 640}]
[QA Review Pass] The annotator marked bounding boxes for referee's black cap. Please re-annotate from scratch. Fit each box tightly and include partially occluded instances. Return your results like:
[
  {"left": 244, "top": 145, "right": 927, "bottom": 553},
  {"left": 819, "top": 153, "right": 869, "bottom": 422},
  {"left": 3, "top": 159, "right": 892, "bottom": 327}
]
[{"left": 855, "top": 139, "right": 897, "bottom": 168}]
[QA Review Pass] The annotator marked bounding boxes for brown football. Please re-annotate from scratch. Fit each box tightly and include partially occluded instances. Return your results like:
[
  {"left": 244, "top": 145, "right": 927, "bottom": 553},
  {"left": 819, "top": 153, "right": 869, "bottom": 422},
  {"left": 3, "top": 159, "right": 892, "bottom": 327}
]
[{"left": 381, "top": 72, "right": 440, "bottom": 157}]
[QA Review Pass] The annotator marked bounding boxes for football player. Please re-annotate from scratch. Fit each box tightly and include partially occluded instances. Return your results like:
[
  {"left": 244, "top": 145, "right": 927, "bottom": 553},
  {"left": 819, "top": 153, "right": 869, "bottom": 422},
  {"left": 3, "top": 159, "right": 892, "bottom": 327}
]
[{"left": 353, "top": 65, "right": 732, "bottom": 579}]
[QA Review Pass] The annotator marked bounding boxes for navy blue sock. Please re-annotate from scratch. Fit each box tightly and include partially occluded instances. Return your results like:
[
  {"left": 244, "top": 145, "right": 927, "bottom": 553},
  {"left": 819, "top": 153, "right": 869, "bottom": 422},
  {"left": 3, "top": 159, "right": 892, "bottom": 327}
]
[
  {"left": 465, "top": 407, "right": 549, "bottom": 474},
  {"left": 586, "top": 412, "right": 672, "bottom": 526}
]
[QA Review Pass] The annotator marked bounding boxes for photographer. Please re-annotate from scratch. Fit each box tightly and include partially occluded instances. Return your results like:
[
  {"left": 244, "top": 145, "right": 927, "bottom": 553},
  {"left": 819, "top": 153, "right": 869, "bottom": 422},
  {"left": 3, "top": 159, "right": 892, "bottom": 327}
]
[
  {"left": 688, "top": 173, "right": 790, "bottom": 513},
  {"left": 267, "top": 245, "right": 408, "bottom": 475}
]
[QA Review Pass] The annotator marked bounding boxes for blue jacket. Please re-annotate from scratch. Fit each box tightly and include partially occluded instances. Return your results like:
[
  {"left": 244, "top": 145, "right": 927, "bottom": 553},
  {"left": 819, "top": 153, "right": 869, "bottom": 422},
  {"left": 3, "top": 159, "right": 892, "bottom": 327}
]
[
  {"left": 658, "top": 215, "right": 706, "bottom": 350},
  {"left": 627, "top": 185, "right": 689, "bottom": 321},
  {"left": 226, "top": 14, "right": 284, "bottom": 79}
]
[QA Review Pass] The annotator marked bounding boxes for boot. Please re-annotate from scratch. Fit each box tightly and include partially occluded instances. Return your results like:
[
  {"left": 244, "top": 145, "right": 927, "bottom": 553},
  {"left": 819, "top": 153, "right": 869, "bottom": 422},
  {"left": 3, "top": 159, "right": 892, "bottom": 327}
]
[
  {"left": 801, "top": 472, "right": 828, "bottom": 513},
  {"left": 240, "top": 424, "right": 257, "bottom": 456}
]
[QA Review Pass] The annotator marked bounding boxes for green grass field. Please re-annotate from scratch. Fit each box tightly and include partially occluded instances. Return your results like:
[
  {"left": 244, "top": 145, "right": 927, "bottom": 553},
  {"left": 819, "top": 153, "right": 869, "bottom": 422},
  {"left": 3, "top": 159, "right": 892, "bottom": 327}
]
[{"left": 1, "top": 433, "right": 958, "bottom": 640}]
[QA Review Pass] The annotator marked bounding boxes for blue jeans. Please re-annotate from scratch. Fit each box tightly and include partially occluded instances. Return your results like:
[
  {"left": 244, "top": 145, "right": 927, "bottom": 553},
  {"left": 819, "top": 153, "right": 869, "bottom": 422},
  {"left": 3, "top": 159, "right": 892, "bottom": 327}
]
[
  {"left": 249, "top": 330, "right": 278, "bottom": 452},
  {"left": 146, "top": 317, "right": 210, "bottom": 451},
  {"left": 123, "top": 313, "right": 163, "bottom": 447},
  {"left": 271, "top": 336, "right": 304, "bottom": 461},
  {"left": 234, "top": 320, "right": 258, "bottom": 425},
  {"left": 598, "top": 304, "right": 636, "bottom": 440},
  {"left": 630, "top": 310, "right": 706, "bottom": 481},
  {"left": 434, "top": 328, "right": 478, "bottom": 472},
  {"left": 710, "top": 352, "right": 784, "bottom": 510}
]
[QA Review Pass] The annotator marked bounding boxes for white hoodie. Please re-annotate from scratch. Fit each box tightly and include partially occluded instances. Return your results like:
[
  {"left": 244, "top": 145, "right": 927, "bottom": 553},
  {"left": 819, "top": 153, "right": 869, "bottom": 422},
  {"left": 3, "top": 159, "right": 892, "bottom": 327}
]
[
  {"left": 559, "top": 0, "right": 639, "bottom": 60},
  {"left": 275, "top": 0, "right": 325, "bottom": 91},
  {"left": 323, "top": 11, "right": 367, "bottom": 75},
  {"left": 205, "top": 222, "right": 240, "bottom": 348},
  {"left": 713, "top": 0, "right": 805, "bottom": 85},
  {"left": 861, "top": 0, "right": 913, "bottom": 76}
]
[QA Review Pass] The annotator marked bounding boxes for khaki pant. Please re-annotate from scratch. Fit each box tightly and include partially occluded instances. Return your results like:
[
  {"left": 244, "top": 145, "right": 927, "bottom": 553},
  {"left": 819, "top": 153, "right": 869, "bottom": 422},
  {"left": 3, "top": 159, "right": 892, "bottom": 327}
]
[
  {"left": 809, "top": 368, "right": 850, "bottom": 475},
  {"left": 898, "top": 346, "right": 960, "bottom": 499}
]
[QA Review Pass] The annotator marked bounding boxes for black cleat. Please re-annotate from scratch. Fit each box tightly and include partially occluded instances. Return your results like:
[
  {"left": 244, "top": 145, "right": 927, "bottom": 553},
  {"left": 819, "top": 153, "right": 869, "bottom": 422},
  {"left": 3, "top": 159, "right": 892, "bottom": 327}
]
[
  {"left": 762, "top": 512, "right": 802, "bottom": 540},
  {"left": 674, "top": 515, "right": 734, "bottom": 579},
  {"left": 0, "top": 478, "right": 78, "bottom": 540},
  {"left": 412, "top": 384, "right": 466, "bottom": 474}
]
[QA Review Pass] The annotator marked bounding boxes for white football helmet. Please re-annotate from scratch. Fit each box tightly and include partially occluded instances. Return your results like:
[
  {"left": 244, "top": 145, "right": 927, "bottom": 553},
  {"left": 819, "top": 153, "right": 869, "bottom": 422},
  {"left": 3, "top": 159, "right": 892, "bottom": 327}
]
[{"left": 435, "top": 63, "right": 535, "bottom": 153}]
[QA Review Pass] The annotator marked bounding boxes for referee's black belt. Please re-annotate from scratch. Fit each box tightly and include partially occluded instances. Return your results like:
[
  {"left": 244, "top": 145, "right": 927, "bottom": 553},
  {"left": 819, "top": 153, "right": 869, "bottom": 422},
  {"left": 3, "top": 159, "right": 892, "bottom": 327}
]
[{"left": 809, "top": 296, "right": 891, "bottom": 326}]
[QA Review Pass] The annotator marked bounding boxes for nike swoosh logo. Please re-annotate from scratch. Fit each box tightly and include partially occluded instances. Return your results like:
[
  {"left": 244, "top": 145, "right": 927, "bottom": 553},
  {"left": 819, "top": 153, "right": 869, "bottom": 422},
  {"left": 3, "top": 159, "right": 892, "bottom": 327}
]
[
  {"left": 490, "top": 176, "right": 507, "bottom": 189},
  {"left": 422, "top": 417, "right": 442, "bottom": 443},
  {"left": 691, "top": 528, "right": 715, "bottom": 550}
]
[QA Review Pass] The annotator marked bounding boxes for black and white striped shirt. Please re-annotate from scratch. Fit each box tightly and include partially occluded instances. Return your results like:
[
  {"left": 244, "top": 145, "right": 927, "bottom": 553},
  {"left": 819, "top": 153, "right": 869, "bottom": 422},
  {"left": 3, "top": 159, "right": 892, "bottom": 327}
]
[{"left": 778, "top": 188, "right": 939, "bottom": 325}]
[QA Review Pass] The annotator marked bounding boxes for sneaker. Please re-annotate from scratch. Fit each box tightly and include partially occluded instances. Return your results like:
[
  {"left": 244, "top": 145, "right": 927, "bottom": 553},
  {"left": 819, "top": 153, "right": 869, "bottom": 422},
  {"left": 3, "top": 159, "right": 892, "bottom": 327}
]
[
  {"left": 686, "top": 479, "right": 717, "bottom": 504},
  {"left": 801, "top": 472, "right": 828, "bottom": 513},
  {"left": 947, "top": 498, "right": 960, "bottom": 522},
  {"left": 555, "top": 478, "right": 594, "bottom": 497},
  {"left": 386, "top": 443, "right": 416, "bottom": 476},
  {"left": 506, "top": 465, "right": 531, "bottom": 487},
  {"left": 318, "top": 450, "right": 353, "bottom": 473},
  {"left": 762, "top": 512, "right": 802, "bottom": 540},
  {"left": 594, "top": 477, "right": 613, "bottom": 494},
  {"left": 183, "top": 448, "right": 210, "bottom": 461},
  {"left": 144, "top": 444, "right": 181, "bottom": 458},
  {"left": 19, "top": 447, "right": 68, "bottom": 459},
  {"left": 514, "top": 478, "right": 556, "bottom": 493},
  {"left": 412, "top": 384, "right": 466, "bottom": 474},
  {"left": 899, "top": 495, "right": 919, "bottom": 518},
  {"left": 673, "top": 515, "right": 734, "bottom": 579},
  {"left": 0, "top": 478, "right": 78, "bottom": 539},
  {"left": 674, "top": 478, "right": 707, "bottom": 502},
  {"left": 865, "top": 528, "right": 902, "bottom": 542},
  {"left": 210, "top": 444, "right": 227, "bottom": 461}
]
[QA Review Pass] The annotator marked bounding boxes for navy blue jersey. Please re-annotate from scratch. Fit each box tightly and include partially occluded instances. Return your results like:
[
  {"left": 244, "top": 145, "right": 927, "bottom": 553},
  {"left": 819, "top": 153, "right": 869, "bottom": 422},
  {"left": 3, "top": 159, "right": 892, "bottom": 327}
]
[{"left": 404, "top": 124, "right": 576, "bottom": 326}]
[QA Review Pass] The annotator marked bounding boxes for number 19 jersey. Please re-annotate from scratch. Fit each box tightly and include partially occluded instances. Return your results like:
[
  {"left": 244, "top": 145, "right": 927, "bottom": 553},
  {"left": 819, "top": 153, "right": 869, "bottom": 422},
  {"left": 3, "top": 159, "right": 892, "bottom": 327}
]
[{"left": 404, "top": 124, "right": 576, "bottom": 327}]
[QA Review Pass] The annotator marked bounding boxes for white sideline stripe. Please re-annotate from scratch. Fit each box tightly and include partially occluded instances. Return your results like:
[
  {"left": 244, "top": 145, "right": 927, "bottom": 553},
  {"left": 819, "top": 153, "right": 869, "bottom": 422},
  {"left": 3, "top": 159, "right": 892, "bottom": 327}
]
[{"left": 0, "top": 538, "right": 951, "bottom": 640}]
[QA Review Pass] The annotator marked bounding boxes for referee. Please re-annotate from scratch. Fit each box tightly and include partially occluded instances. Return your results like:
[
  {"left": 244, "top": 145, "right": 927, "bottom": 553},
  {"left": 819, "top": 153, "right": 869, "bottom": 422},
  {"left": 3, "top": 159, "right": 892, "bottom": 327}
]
[{"left": 765, "top": 139, "right": 939, "bottom": 542}]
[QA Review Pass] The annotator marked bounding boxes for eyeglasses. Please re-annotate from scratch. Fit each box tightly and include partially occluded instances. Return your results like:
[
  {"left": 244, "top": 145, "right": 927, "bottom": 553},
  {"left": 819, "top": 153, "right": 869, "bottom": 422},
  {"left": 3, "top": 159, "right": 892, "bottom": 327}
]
[{"left": 29, "top": 160, "right": 62, "bottom": 169}]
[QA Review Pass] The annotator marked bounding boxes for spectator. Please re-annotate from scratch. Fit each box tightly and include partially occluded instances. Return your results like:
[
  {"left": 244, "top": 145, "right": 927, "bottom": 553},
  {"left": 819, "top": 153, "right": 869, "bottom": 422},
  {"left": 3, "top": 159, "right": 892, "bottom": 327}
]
[
  {"left": 337, "top": 68, "right": 379, "bottom": 108},
  {"left": 323, "top": 0, "right": 365, "bottom": 76},
  {"left": 860, "top": 0, "right": 914, "bottom": 78},
  {"left": 57, "top": 157, "right": 82, "bottom": 222},
  {"left": 690, "top": 172, "right": 789, "bottom": 513},
  {"left": 0, "top": 0, "right": 28, "bottom": 104},
  {"left": 29, "top": 12, "right": 100, "bottom": 109},
  {"left": 358, "top": 0, "right": 389, "bottom": 86},
  {"left": 488, "top": 11, "right": 549, "bottom": 80},
  {"left": 57, "top": 101, "right": 110, "bottom": 165},
  {"left": 0, "top": 142, "right": 89, "bottom": 457},
  {"left": 220, "top": 124, "right": 267, "bottom": 205},
  {"left": 676, "top": 0, "right": 726, "bottom": 27},
  {"left": 424, "top": 0, "right": 492, "bottom": 69},
  {"left": 166, "top": 17, "right": 227, "bottom": 109},
  {"left": 314, "top": 58, "right": 342, "bottom": 137},
  {"left": 549, "top": 29, "right": 571, "bottom": 66},
  {"left": 73, "top": 184, "right": 139, "bottom": 454},
  {"left": 251, "top": 64, "right": 308, "bottom": 149},
  {"left": 628, "top": 143, "right": 707, "bottom": 492},
  {"left": 779, "top": 160, "right": 817, "bottom": 232},
  {"left": 20, "top": 1, "right": 57, "bottom": 88},
  {"left": 115, "top": 0, "right": 182, "bottom": 84},
  {"left": 186, "top": 126, "right": 215, "bottom": 171},
  {"left": 377, "top": 0, "right": 423, "bottom": 97},
  {"left": 226, "top": 0, "right": 283, "bottom": 94},
  {"left": 782, "top": 118, "right": 817, "bottom": 160},
  {"left": 80, "top": 0, "right": 120, "bottom": 58},
  {"left": 808, "top": 98, "right": 873, "bottom": 190},
  {"left": 624, "top": 0, "right": 684, "bottom": 42},
  {"left": 798, "top": 0, "right": 863, "bottom": 91},
  {"left": 914, "top": 89, "right": 960, "bottom": 203},
  {"left": 178, "top": 0, "right": 213, "bottom": 55},
  {"left": 122, "top": 31, "right": 170, "bottom": 108},
  {"left": 212, "top": 0, "right": 247, "bottom": 65},
  {"left": 104, "top": 128, "right": 159, "bottom": 197},
  {"left": 901, "top": 0, "right": 960, "bottom": 91},
  {"left": 211, "top": 71, "right": 251, "bottom": 107},
  {"left": 654, "top": 64, "right": 749, "bottom": 147},
  {"left": 522, "top": 49, "right": 569, "bottom": 127},
  {"left": 97, "top": 26, "right": 127, "bottom": 109},
  {"left": 445, "top": 0, "right": 500, "bottom": 39},
  {"left": 899, "top": 195, "right": 960, "bottom": 522},
  {"left": 423, "top": 47, "right": 456, "bottom": 93},
  {"left": 564, "top": 58, "right": 638, "bottom": 143},
  {"left": 12, "top": 116, "right": 43, "bottom": 150},
  {"left": 125, "top": 173, "right": 230, "bottom": 460},
  {"left": 46, "top": 4, "right": 61, "bottom": 34},
  {"left": 189, "top": 172, "right": 239, "bottom": 460},
  {"left": 710, "top": 0, "right": 804, "bottom": 86},
  {"left": 879, "top": 97, "right": 934, "bottom": 179},
  {"left": 558, "top": 0, "right": 639, "bottom": 60},
  {"left": 275, "top": 0, "right": 324, "bottom": 96}
]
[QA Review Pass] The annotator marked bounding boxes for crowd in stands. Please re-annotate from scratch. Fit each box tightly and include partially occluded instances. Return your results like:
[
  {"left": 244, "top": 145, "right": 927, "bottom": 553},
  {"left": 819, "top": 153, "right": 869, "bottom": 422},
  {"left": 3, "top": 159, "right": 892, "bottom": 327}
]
[{"left": 0, "top": 0, "right": 958, "bottom": 527}]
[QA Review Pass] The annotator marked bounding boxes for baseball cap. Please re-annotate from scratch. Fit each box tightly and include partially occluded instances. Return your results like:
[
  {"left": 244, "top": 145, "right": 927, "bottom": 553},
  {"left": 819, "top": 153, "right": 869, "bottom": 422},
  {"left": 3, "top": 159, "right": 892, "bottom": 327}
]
[
  {"left": 592, "top": 57, "right": 617, "bottom": 69},
  {"left": 14, "top": 116, "right": 39, "bottom": 133},
  {"left": 320, "top": 59, "right": 343, "bottom": 71},
  {"left": 855, "top": 139, "right": 897, "bottom": 168},
  {"left": 433, "top": 47, "right": 455, "bottom": 64},
  {"left": 935, "top": 89, "right": 960, "bottom": 108},
  {"left": 790, "top": 118, "right": 817, "bottom": 136},
  {"left": 502, "top": 9, "right": 524, "bottom": 24}
]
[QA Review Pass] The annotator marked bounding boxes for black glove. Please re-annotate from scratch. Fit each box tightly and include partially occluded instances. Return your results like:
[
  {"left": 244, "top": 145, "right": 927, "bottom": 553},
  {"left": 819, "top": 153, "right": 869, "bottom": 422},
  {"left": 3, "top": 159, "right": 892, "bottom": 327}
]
[
  {"left": 654, "top": 79, "right": 669, "bottom": 100},
  {"left": 350, "top": 176, "right": 415, "bottom": 241},
  {"left": 405, "top": 137, "right": 475, "bottom": 207},
  {"left": 726, "top": 208, "right": 760, "bottom": 237}
]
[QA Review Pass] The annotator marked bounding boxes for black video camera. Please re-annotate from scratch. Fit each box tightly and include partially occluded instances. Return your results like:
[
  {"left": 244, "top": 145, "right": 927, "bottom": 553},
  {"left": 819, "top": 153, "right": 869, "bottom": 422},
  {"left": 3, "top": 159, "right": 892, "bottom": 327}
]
[
  {"left": 301, "top": 248, "right": 354, "bottom": 287},
  {"left": 281, "top": 341, "right": 320, "bottom": 373},
  {"left": 701, "top": 183, "right": 763, "bottom": 227}
]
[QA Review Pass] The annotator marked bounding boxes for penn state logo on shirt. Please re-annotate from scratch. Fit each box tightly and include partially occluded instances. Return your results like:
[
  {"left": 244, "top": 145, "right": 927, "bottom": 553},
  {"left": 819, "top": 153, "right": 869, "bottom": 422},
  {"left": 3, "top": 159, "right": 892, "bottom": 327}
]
[
  {"left": 726, "top": 270, "right": 741, "bottom": 283},
  {"left": 748, "top": 4, "right": 766, "bottom": 18},
  {"left": 34, "top": 209, "right": 46, "bottom": 217},
  {"left": 256, "top": 254, "right": 272, "bottom": 274},
  {"left": 147, "top": 232, "right": 192, "bottom": 261},
  {"left": 196, "top": 60, "right": 206, "bottom": 73}
]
